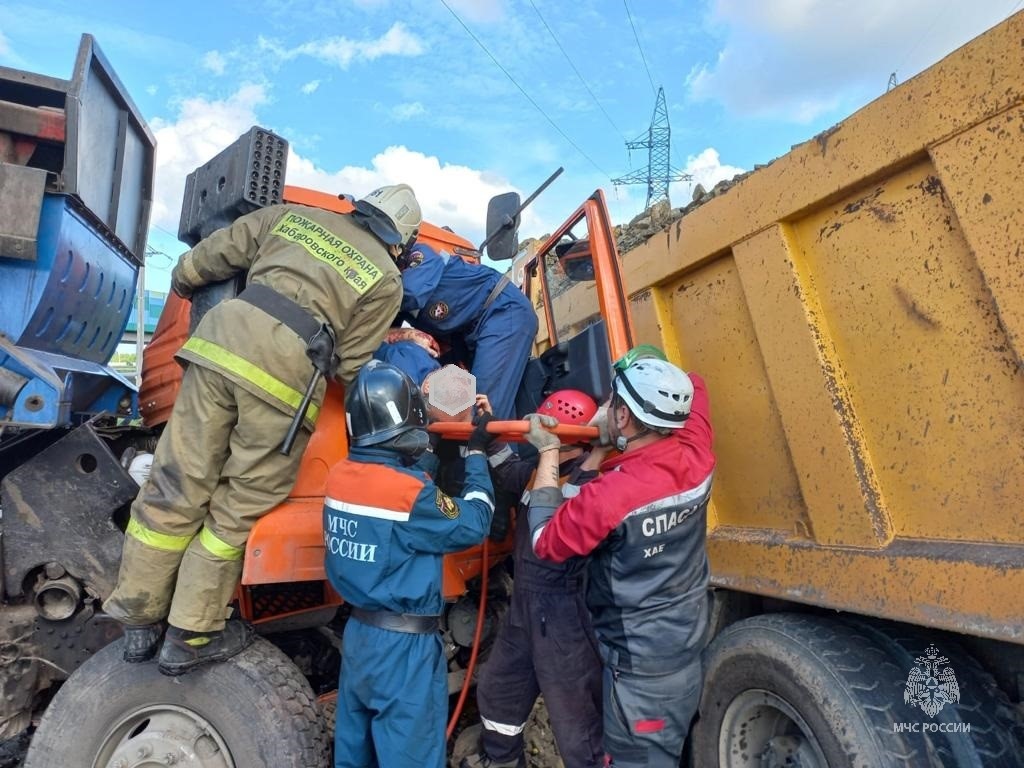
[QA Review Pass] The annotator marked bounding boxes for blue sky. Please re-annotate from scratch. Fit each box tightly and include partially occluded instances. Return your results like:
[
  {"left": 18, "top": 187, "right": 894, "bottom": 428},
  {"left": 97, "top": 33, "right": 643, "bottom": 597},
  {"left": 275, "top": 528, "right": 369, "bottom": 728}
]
[{"left": 1, "top": 0, "right": 1019, "bottom": 292}]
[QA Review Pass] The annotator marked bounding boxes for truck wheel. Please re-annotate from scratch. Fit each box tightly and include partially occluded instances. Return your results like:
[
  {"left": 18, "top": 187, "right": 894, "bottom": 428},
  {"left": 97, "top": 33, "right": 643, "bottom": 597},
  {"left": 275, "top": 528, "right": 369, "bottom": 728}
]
[
  {"left": 850, "top": 619, "right": 1024, "bottom": 768},
  {"left": 25, "top": 637, "right": 329, "bottom": 768},
  {"left": 693, "top": 613, "right": 934, "bottom": 768}
]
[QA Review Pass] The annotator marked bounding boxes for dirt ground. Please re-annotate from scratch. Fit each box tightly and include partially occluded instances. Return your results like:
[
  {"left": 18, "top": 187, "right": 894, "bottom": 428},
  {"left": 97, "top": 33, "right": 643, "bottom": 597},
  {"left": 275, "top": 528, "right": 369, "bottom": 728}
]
[
  {"left": 450, "top": 697, "right": 564, "bottom": 768},
  {"left": 0, "top": 732, "right": 28, "bottom": 768}
]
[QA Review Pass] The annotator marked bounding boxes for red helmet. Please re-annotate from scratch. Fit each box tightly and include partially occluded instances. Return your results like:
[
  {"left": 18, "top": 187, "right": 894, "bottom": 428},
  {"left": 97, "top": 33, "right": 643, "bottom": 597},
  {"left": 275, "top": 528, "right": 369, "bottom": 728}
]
[{"left": 538, "top": 389, "right": 598, "bottom": 426}]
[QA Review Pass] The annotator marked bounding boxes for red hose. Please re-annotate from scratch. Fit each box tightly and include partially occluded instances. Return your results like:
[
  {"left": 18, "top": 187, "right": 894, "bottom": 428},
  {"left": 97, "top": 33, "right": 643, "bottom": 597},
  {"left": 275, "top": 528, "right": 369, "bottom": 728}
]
[{"left": 446, "top": 536, "right": 490, "bottom": 740}]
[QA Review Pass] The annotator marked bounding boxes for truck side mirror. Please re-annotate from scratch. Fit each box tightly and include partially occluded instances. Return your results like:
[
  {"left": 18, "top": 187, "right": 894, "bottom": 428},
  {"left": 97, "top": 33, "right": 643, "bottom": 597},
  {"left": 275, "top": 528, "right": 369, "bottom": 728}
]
[{"left": 484, "top": 192, "right": 521, "bottom": 261}]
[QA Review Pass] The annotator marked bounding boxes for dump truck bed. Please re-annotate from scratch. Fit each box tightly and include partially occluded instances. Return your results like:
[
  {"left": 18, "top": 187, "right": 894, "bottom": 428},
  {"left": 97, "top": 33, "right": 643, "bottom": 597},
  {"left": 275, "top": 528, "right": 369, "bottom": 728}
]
[{"left": 550, "top": 11, "right": 1024, "bottom": 642}]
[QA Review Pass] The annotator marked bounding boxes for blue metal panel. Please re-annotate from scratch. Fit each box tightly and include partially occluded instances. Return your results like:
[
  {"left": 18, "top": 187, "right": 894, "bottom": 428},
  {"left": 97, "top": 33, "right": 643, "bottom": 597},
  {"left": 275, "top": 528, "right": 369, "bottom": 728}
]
[
  {"left": 0, "top": 337, "right": 137, "bottom": 428},
  {"left": 0, "top": 194, "right": 139, "bottom": 365}
]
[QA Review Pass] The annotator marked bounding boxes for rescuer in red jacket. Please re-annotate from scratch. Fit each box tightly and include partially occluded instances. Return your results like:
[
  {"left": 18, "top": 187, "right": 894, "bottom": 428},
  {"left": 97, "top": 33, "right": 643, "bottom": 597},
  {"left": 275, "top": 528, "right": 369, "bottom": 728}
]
[{"left": 523, "top": 354, "right": 715, "bottom": 768}]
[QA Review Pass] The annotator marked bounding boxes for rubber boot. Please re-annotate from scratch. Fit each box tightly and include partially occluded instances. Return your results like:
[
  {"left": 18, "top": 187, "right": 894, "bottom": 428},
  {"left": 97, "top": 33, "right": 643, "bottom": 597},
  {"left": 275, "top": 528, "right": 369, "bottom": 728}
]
[
  {"left": 122, "top": 623, "right": 165, "bottom": 663},
  {"left": 157, "top": 620, "right": 255, "bottom": 676},
  {"left": 460, "top": 753, "right": 526, "bottom": 768}
]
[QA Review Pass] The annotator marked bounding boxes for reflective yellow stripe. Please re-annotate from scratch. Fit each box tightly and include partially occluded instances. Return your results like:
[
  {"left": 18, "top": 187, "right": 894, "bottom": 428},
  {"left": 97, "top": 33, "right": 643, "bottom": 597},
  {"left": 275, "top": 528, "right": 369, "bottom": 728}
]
[
  {"left": 181, "top": 337, "right": 320, "bottom": 423},
  {"left": 126, "top": 518, "right": 194, "bottom": 552},
  {"left": 270, "top": 212, "right": 384, "bottom": 296},
  {"left": 199, "top": 527, "right": 244, "bottom": 561}
]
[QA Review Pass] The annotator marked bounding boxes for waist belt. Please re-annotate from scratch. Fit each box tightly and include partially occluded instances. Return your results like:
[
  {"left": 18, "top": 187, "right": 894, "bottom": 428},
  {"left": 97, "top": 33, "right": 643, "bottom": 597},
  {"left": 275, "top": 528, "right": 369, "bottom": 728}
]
[
  {"left": 237, "top": 283, "right": 321, "bottom": 342},
  {"left": 350, "top": 606, "right": 441, "bottom": 635}
]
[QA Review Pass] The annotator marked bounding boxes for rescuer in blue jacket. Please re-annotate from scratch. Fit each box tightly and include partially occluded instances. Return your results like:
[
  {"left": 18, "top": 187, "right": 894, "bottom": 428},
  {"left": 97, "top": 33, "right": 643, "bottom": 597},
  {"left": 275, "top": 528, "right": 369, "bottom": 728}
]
[
  {"left": 323, "top": 360, "right": 497, "bottom": 768},
  {"left": 397, "top": 242, "right": 538, "bottom": 420}
]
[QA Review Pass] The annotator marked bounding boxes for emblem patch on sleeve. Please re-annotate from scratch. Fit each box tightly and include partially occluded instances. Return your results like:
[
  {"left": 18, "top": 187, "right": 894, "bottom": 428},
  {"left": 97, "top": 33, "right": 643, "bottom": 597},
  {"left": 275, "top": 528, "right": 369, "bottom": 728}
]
[
  {"left": 427, "top": 301, "right": 449, "bottom": 322},
  {"left": 435, "top": 489, "right": 459, "bottom": 519}
]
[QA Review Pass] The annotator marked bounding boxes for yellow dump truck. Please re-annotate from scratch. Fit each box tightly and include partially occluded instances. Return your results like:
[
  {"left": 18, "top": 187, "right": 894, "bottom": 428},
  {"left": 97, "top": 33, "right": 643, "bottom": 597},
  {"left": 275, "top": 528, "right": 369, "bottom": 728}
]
[{"left": 531, "top": 11, "right": 1024, "bottom": 767}]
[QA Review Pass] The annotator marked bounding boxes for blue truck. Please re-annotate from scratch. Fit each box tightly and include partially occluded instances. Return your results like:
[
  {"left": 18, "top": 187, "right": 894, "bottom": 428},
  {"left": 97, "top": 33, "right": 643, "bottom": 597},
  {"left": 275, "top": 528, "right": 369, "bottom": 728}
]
[{"left": 0, "top": 34, "right": 156, "bottom": 743}]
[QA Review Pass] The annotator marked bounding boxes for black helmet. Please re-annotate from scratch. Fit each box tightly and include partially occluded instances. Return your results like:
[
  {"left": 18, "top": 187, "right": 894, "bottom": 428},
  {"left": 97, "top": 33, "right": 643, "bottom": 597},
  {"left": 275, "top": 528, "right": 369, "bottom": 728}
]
[{"left": 346, "top": 360, "right": 428, "bottom": 447}]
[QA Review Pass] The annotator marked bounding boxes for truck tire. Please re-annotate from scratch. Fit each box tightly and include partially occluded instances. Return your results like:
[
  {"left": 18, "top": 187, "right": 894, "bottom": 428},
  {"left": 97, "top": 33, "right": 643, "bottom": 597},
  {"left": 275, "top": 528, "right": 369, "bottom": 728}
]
[
  {"left": 25, "top": 637, "right": 329, "bottom": 768},
  {"left": 692, "top": 613, "right": 936, "bottom": 768},
  {"left": 849, "top": 619, "right": 1024, "bottom": 768}
]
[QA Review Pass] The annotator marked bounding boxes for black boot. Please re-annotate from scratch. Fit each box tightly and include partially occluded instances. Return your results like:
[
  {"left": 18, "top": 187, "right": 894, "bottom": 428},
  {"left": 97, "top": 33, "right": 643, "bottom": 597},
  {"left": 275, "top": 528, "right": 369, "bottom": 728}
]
[
  {"left": 157, "top": 620, "right": 255, "bottom": 676},
  {"left": 122, "top": 623, "right": 164, "bottom": 663},
  {"left": 460, "top": 753, "right": 526, "bottom": 768}
]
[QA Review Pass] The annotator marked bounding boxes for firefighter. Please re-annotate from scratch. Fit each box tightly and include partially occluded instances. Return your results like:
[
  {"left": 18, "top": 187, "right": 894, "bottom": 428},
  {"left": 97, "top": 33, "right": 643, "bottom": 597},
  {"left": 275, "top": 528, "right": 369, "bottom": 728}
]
[
  {"left": 463, "top": 390, "right": 605, "bottom": 768},
  {"left": 396, "top": 241, "right": 537, "bottom": 420},
  {"left": 104, "top": 185, "right": 421, "bottom": 675},
  {"left": 324, "top": 361, "right": 497, "bottom": 768},
  {"left": 524, "top": 355, "right": 715, "bottom": 768}
]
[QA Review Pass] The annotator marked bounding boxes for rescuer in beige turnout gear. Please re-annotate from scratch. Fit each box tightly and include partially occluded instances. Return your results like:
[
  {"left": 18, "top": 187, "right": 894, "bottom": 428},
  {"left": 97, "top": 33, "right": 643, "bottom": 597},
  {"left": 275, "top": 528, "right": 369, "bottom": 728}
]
[{"left": 104, "top": 184, "right": 422, "bottom": 675}]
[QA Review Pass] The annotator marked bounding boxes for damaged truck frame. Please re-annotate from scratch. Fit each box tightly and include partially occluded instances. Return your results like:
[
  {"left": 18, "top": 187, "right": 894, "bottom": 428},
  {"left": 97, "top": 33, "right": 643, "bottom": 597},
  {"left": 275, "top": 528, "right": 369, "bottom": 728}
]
[{"left": 4, "top": 14, "right": 1024, "bottom": 768}]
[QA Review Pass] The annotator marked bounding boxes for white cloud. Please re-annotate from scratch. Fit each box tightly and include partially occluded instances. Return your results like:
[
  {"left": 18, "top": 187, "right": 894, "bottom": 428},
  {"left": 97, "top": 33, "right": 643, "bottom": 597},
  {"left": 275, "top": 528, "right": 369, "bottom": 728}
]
[
  {"left": 445, "top": 0, "right": 506, "bottom": 23},
  {"left": 201, "top": 50, "right": 227, "bottom": 76},
  {"left": 391, "top": 101, "right": 425, "bottom": 121},
  {"left": 148, "top": 84, "right": 525, "bottom": 246},
  {"left": 286, "top": 145, "right": 526, "bottom": 243},
  {"left": 262, "top": 22, "right": 424, "bottom": 70},
  {"left": 146, "top": 84, "right": 158, "bottom": 96},
  {"left": 149, "top": 84, "right": 269, "bottom": 232},
  {"left": 690, "top": 0, "right": 1018, "bottom": 122},
  {"left": 670, "top": 148, "right": 745, "bottom": 205},
  {"left": 300, "top": 79, "right": 321, "bottom": 95}
]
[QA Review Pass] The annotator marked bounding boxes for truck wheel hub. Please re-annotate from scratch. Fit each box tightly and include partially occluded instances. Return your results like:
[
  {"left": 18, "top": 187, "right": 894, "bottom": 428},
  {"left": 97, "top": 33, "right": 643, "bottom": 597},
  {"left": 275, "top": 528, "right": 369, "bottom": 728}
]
[
  {"left": 97, "top": 705, "right": 234, "bottom": 768},
  {"left": 718, "top": 689, "right": 828, "bottom": 768}
]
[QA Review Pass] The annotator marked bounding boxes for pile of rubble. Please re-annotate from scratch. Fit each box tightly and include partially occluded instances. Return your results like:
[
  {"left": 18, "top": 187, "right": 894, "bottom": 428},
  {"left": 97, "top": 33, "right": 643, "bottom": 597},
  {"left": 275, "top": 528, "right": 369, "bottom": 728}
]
[
  {"left": 613, "top": 169, "right": 753, "bottom": 255},
  {"left": 512, "top": 168, "right": 755, "bottom": 301}
]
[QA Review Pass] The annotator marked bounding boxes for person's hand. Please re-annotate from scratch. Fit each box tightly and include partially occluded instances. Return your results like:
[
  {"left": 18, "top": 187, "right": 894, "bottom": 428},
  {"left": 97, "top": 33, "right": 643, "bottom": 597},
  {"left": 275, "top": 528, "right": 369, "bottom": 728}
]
[
  {"left": 475, "top": 394, "right": 493, "bottom": 416},
  {"left": 467, "top": 412, "right": 497, "bottom": 452},
  {"left": 386, "top": 328, "right": 440, "bottom": 358},
  {"left": 170, "top": 263, "right": 194, "bottom": 299},
  {"left": 588, "top": 406, "right": 611, "bottom": 447},
  {"left": 524, "top": 413, "right": 560, "bottom": 454}
]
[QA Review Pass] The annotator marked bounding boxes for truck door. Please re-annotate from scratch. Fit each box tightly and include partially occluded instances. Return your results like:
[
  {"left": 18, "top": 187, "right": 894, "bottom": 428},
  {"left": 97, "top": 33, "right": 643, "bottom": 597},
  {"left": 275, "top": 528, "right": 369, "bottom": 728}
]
[{"left": 513, "top": 189, "right": 635, "bottom": 413}]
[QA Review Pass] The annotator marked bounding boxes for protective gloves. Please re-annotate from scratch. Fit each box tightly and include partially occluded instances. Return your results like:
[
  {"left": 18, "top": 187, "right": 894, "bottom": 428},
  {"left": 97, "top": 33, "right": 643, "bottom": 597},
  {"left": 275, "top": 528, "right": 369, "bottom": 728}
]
[
  {"left": 467, "top": 412, "right": 497, "bottom": 453},
  {"left": 524, "top": 413, "right": 561, "bottom": 454},
  {"left": 588, "top": 406, "right": 611, "bottom": 447},
  {"left": 170, "top": 261, "right": 194, "bottom": 299}
]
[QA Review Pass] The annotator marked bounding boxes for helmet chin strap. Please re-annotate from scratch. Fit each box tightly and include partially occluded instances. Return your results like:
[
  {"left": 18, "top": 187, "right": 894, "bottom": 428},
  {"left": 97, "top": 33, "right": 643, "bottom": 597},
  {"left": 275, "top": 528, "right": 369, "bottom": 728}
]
[{"left": 613, "top": 425, "right": 651, "bottom": 452}]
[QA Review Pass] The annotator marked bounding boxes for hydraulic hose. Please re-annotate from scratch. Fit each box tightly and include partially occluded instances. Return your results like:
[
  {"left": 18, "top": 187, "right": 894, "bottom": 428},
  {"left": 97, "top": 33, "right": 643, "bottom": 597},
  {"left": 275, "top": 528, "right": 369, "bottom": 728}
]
[{"left": 447, "top": 536, "right": 490, "bottom": 740}]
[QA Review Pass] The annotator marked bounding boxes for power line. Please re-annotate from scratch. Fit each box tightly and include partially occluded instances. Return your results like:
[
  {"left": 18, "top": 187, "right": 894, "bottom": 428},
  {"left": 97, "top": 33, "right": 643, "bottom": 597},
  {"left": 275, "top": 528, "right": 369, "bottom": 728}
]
[
  {"left": 438, "top": 0, "right": 610, "bottom": 178},
  {"left": 623, "top": 0, "right": 657, "bottom": 97},
  {"left": 527, "top": 0, "right": 626, "bottom": 141},
  {"left": 620, "top": 0, "right": 688, "bottom": 179}
]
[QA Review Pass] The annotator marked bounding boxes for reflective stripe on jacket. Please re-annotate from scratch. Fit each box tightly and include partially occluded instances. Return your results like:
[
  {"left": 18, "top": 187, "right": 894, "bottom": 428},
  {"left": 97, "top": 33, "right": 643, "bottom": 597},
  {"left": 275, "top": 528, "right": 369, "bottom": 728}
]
[
  {"left": 172, "top": 204, "right": 402, "bottom": 426},
  {"left": 323, "top": 448, "right": 495, "bottom": 615}
]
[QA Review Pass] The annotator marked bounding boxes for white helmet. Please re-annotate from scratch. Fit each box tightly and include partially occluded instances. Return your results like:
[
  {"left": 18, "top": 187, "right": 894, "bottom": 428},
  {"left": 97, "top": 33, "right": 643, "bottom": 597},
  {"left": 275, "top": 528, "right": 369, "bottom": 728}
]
[
  {"left": 354, "top": 184, "right": 422, "bottom": 247},
  {"left": 612, "top": 358, "right": 693, "bottom": 430}
]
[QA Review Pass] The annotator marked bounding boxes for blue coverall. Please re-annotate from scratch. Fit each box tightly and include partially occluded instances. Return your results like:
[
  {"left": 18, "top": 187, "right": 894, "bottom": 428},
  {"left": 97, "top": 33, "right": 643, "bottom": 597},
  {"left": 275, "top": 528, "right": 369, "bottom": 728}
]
[
  {"left": 324, "top": 447, "right": 495, "bottom": 768},
  {"left": 372, "top": 339, "right": 440, "bottom": 385},
  {"left": 399, "top": 243, "right": 538, "bottom": 420}
]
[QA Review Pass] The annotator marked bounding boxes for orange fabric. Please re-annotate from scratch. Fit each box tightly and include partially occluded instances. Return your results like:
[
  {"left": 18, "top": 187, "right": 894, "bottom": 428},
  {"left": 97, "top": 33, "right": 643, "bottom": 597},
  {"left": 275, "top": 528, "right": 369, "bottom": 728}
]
[{"left": 325, "top": 459, "right": 424, "bottom": 512}]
